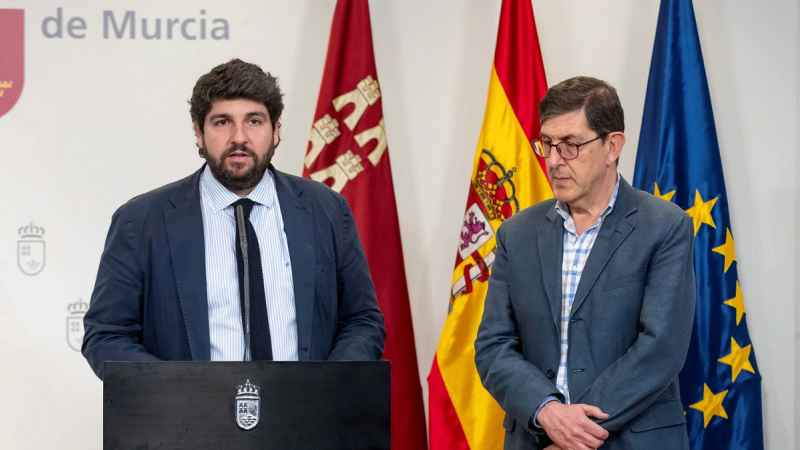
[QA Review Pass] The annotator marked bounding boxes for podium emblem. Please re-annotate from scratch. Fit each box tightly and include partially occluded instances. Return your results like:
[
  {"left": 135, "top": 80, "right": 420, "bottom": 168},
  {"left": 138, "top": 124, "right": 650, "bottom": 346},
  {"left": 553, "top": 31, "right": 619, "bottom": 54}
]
[{"left": 235, "top": 380, "right": 260, "bottom": 430}]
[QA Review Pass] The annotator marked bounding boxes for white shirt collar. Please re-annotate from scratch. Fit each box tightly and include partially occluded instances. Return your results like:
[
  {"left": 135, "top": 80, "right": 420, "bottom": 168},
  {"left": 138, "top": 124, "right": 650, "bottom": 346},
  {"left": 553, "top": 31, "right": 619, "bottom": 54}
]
[{"left": 200, "top": 165, "right": 276, "bottom": 214}]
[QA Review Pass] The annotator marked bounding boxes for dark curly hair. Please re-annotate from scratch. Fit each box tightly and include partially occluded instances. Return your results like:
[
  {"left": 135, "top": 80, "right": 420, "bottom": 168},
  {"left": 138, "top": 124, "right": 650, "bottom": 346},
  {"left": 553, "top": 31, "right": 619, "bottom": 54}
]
[{"left": 189, "top": 59, "right": 284, "bottom": 133}]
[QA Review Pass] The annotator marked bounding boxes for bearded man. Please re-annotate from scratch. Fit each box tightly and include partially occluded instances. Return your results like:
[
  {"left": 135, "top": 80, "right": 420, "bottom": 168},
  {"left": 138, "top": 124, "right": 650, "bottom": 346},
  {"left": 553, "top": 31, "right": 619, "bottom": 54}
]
[{"left": 83, "top": 59, "right": 385, "bottom": 379}]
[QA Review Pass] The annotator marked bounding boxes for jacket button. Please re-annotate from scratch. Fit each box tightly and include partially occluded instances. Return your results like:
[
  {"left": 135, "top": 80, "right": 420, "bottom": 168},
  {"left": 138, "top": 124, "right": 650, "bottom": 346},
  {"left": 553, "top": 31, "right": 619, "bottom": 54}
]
[{"left": 546, "top": 369, "right": 555, "bottom": 378}]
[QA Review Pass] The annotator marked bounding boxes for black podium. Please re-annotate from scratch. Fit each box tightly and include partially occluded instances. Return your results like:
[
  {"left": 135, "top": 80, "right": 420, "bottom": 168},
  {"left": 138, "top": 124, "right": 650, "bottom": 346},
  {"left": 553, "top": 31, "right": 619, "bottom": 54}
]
[{"left": 103, "top": 361, "right": 390, "bottom": 450}]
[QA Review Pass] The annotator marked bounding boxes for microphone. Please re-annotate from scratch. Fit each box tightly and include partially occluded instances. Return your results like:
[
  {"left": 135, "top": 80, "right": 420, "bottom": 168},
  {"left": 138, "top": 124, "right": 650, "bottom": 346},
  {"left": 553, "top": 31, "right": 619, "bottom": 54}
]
[{"left": 236, "top": 204, "right": 252, "bottom": 362}]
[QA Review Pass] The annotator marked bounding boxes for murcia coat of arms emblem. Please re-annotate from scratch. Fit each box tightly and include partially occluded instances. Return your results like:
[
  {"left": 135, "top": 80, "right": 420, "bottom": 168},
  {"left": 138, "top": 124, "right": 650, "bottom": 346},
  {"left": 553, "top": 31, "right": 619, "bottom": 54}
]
[
  {"left": 18, "top": 222, "right": 45, "bottom": 276},
  {"left": 235, "top": 380, "right": 260, "bottom": 431},
  {"left": 67, "top": 299, "right": 88, "bottom": 351}
]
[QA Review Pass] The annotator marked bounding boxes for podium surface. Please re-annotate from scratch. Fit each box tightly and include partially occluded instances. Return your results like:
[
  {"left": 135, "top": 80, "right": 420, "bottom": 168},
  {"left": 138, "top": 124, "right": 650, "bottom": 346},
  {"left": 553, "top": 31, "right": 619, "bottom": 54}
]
[{"left": 103, "top": 361, "right": 390, "bottom": 450}]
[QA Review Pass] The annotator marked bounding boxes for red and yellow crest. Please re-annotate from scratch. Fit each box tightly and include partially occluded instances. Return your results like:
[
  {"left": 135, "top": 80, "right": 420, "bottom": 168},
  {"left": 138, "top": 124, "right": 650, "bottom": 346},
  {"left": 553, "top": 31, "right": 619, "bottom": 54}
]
[{"left": 473, "top": 149, "right": 520, "bottom": 222}]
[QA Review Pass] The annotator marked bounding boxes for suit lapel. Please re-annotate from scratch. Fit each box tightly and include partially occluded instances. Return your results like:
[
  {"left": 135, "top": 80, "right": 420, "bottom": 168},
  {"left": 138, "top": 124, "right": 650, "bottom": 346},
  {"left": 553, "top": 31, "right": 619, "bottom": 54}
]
[
  {"left": 570, "top": 178, "right": 637, "bottom": 318},
  {"left": 273, "top": 168, "right": 315, "bottom": 362},
  {"left": 539, "top": 206, "right": 565, "bottom": 332},
  {"left": 164, "top": 167, "right": 210, "bottom": 361}
]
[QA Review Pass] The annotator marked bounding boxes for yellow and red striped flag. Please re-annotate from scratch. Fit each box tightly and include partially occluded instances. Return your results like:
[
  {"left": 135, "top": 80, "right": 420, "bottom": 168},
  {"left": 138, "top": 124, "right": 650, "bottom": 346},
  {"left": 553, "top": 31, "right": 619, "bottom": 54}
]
[{"left": 428, "top": 1, "right": 550, "bottom": 448}]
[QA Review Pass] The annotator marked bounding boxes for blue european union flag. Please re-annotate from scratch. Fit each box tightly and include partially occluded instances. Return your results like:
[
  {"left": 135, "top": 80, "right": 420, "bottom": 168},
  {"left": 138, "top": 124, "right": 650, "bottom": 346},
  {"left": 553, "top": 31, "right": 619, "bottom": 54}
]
[{"left": 633, "top": 0, "right": 764, "bottom": 448}]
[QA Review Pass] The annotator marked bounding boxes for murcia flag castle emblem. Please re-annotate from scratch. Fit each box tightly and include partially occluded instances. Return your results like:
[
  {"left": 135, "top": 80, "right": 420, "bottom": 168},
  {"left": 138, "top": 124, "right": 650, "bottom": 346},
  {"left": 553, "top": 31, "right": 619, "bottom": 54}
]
[
  {"left": 303, "top": 3, "right": 428, "bottom": 448},
  {"left": 235, "top": 380, "right": 260, "bottom": 431},
  {"left": 18, "top": 222, "right": 45, "bottom": 276},
  {"left": 67, "top": 299, "right": 88, "bottom": 351},
  {"left": 0, "top": 9, "right": 24, "bottom": 120}
]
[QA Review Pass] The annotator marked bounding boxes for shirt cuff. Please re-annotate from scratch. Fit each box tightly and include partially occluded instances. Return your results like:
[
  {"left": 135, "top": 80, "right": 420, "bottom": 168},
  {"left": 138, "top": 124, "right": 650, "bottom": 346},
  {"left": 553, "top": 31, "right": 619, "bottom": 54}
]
[{"left": 531, "top": 396, "right": 560, "bottom": 429}]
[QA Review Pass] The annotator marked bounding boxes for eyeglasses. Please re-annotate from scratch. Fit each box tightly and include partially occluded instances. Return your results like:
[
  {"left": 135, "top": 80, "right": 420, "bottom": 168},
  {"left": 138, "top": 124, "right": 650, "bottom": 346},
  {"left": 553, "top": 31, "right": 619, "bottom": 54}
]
[{"left": 532, "top": 133, "right": 608, "bottom": 160}]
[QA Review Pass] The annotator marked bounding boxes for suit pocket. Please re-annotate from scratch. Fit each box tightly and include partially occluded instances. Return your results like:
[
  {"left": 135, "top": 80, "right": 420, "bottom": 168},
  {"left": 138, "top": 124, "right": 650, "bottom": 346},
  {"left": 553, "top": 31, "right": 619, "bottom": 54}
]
[
  {"left": 629, "top": 398, "right": 686, "bottom": 432},
  {"left": 502, "top": 414, "right": 516, "bottom": 432},
  {"left": 315, "top": 254, "right": 335, "bottom": 274},
  {"left": 602, "top": 270, "right": 646, "bottom": 293}
]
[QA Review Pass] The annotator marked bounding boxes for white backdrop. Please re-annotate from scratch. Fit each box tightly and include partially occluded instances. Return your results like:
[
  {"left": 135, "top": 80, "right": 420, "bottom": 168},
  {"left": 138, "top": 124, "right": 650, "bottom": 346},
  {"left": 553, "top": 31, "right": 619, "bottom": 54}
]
[{"left": 0, "top": 0, "right": 796, "bottom": 448}]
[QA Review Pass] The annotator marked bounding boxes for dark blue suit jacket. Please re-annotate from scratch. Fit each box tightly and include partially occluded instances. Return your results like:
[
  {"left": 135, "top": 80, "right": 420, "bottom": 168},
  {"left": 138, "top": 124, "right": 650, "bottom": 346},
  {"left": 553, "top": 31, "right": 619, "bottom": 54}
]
[{"left": 83, "top": 166, "right": 385, "bottom": 379}]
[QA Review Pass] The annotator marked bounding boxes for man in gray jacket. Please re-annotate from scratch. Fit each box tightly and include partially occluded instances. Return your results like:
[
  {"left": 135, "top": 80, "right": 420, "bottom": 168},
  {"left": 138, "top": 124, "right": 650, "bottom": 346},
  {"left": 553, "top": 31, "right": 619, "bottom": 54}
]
[{"left": 475, "top": 76, "right": 695, "bottom": 450}]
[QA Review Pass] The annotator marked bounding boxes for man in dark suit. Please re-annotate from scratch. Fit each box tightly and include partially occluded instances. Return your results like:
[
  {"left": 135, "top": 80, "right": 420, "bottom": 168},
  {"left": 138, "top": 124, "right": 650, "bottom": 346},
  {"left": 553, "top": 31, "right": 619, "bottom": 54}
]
[
  {"left": 83, "top": 59, "right": 385, "bottom": 379},
  {"left": 475, "top": 77, "right": 695, "bottom": 450}
]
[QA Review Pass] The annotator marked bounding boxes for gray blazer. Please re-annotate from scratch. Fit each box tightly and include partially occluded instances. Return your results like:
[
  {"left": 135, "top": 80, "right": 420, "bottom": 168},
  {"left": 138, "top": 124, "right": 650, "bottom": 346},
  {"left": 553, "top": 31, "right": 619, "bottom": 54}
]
[{"left": 475, "top": 177, "right": 695, "bottom": 449}]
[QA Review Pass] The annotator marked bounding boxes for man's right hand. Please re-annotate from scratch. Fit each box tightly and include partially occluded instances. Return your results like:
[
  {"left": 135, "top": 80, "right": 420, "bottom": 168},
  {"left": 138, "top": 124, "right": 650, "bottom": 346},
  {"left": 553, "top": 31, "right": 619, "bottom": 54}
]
[{"left": 537, "top": 401, "right": 609, "bottom": 450}]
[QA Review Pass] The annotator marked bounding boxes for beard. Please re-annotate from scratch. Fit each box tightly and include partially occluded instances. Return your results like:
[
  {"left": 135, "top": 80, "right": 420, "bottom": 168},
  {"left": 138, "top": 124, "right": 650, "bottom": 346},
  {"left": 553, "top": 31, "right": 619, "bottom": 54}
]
[{"left": 200, "top": 139, "right": 275, "bottom": 193}]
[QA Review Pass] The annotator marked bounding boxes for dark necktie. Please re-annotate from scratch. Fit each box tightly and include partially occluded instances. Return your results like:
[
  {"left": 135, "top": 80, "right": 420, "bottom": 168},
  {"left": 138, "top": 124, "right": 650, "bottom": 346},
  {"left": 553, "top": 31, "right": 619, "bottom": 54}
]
[{"left": 232, "top": 198, "right": 273, "bottom": 361}]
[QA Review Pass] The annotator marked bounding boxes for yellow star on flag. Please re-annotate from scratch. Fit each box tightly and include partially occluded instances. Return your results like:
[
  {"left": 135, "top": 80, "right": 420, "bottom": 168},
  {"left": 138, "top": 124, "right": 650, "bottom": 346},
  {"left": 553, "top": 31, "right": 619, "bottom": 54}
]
[
  {"left": 724, "top": 281, "right": 746, "bottom": 325},
  {"left": 712, "top": 228, "right": 737, "bottom": 272},
  {"left": 654, "top": 183, "right": 675, "bottom": 202},
  {"left": 718, "top": 337, "right": 755, "bottom": 382},
  {"left": 689, "top": 384, "right": 729, "bottom": 427},
  {"left": 685, "top": 189, "right": 718, "bottom": 236}
]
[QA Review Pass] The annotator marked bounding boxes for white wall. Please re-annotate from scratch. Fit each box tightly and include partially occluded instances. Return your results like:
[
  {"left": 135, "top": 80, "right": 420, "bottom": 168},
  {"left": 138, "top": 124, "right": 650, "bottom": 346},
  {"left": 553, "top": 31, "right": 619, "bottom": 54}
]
[
  {"left": 0, "top": 0, "right": 796, "bottom": 448},
  {"left": 795, "top": 3, "right": 800, "bottom": 447}
]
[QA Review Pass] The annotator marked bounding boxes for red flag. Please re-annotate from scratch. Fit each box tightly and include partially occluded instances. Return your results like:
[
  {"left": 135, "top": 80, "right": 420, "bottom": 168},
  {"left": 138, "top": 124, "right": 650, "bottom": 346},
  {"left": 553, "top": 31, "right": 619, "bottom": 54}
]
[{"left": 303, "top": 1, "right": 427, "bottom": 448}]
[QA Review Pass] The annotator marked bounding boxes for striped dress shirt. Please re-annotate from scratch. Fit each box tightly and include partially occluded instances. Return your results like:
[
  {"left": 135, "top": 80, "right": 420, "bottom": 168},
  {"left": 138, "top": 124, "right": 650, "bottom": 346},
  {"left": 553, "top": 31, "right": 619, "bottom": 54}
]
[
  {"left": 199, "top": 166, "right": 298, "bottom": 361},
  {"left": 553, "top": 174, "right": 620, "bottom": 404}
]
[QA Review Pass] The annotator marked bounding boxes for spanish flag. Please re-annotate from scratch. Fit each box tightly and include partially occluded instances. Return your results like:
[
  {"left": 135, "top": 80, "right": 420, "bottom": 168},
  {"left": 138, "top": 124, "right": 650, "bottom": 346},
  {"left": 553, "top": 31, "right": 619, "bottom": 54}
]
[{"left": 428, "top": 1, "right": 550, "bottom": 448}]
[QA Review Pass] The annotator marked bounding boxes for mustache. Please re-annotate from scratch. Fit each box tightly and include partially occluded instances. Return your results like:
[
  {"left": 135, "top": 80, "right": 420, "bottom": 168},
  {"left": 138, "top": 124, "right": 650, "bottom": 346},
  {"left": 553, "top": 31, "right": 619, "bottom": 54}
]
[{"left": 222, "top": 143, "right": 256, "bottom": 158}]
